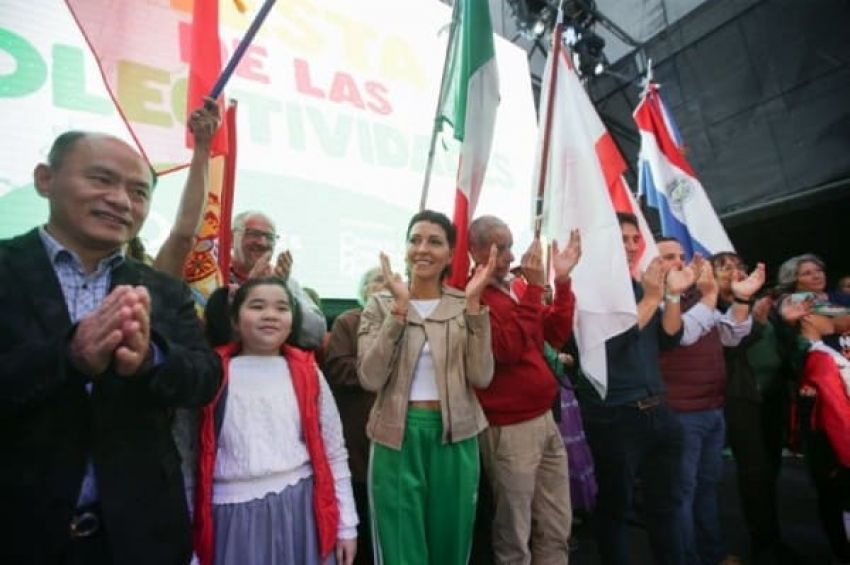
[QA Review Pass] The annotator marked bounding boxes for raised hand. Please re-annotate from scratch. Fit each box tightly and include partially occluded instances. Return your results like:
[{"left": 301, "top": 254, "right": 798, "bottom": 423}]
[
  {"left": 779, "top": 294, "right": 814, "bottom": 323},
  {"left": 666, "top": 263, "right": 696, "bottom": 295},
  {"left": 114, "top": 286, "right": 152, "bottom": 377},
  {"left": 695, "top": 260, "right": 718, "bottom": 299},
  {"left": 732, "top": 262, "right": 766, "bottom": 300},
  {"left": 466, "top": 244, "right": 497, "bottom": 313},
  {"left": 688, "top": 253, "right": 705, "bottom": 283},
  {"left": 379, "top": 252, "right": 409, "bottom": 305},
  {"left": 68, "top": 286, "right": 135, "bottom": 376},
  {"left": 247, "top": 251, "right": 273, "bottom": 279},
  {"left": 641, "top": 257, "right": 666, "bottom": 301},
  {"left": 521, "top": 237, "right": 546, "bottom": 286},
  {"left": 551, "top": 229, "right": 581, "bottom": 282},
  {"left": 188, "top": 97, "right": 222, "bottom": 150},
  {"left": 274, "top": 250, "right": 293, "bottom": 282}
]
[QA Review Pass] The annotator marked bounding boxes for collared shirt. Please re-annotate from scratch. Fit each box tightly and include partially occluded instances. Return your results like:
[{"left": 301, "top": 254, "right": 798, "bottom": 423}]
[
  {"left": 38, "top": 227, "right": 124, "bottom": 323},
  {"left": 38, "top": 226, "right": 124, "bottom": 507},
  {"left": 680, "top": 301, "right": 752, "bottom": 347}
]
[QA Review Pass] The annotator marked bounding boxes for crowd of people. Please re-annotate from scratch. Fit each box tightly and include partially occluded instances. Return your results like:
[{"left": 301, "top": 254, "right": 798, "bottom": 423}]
[{"left": 2, "top": 105, "right": 850, "bottom": 565}]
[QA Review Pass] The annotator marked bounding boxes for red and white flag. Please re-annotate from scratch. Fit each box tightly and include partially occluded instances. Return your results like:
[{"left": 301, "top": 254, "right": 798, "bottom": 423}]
[
  {"left": 439, "top": 0, "right": 500, "bottom": 290},
  {"left": 535, "top": 28, "right": 638, "bottom": 397},
  {"left": 65, "top": 0, "right": 229, "bottom": 173}
]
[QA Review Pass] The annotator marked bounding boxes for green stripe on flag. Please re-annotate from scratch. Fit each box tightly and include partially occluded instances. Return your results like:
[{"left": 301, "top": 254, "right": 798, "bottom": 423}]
[{"left": 440, "top": 0, "right": 496, "bottom": 143}]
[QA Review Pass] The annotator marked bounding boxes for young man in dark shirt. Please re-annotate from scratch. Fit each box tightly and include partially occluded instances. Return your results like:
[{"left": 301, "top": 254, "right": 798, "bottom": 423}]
[{"left": 577, "top": 212, "right": 690, "bottom": 565}]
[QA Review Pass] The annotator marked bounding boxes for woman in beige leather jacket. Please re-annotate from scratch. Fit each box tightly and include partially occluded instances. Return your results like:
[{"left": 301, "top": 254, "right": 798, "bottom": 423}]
[{"left": 357, "top": 209, "right": 495, "bottom": 565}]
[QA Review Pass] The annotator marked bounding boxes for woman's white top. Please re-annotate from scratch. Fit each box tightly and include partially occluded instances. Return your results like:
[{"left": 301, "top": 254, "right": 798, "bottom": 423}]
[
  {"left": 213, "top": 355, "right": 358, "bottom": 539},
  {"left": 408, "top": 299, "right": 440, "bottom": 401}
]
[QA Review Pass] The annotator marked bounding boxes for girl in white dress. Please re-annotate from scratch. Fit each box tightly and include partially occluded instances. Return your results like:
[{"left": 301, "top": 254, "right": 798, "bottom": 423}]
[{"left": 194, "top": 277, "right": 358, "bottom": 565}]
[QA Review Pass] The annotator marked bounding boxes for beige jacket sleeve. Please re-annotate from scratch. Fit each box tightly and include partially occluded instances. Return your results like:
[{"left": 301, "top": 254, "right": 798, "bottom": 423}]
[
  {"left": 464, "top": 309, "right": 494, "bottom": 389},
  {"left": 357, "top": 295, "right": 406, "bottom": 392}
]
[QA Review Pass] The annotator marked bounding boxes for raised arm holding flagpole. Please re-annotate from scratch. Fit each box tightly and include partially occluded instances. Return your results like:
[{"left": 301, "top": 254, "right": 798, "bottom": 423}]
[{"left": 535, "top": 15, "right": 639, "bottom": 398}]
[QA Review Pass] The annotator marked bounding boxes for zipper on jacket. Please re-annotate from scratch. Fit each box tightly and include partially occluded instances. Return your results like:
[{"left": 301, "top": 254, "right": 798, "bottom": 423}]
[{"left": 445, "top": 322, "right": 452, "bottom": 443}]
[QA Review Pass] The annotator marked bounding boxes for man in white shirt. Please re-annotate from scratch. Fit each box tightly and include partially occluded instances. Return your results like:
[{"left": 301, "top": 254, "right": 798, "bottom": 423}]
[{"left": 656, "top": 236, "right": 764, "bottom": 565}]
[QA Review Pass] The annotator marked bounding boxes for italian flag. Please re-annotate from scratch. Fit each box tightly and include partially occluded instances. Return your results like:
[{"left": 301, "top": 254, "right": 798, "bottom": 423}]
[{"left": 441, "top": 0, "right": 500, "bottom": 290}]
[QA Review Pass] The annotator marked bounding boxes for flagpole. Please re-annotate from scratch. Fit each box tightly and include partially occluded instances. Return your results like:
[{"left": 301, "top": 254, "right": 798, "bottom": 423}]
[
  {"left": 218, "top": 100, "right": 238, "bottom": 278},
  {"left": 534, "top": 23, "right": 564, "bottom": 239},
  {"left": 639, "top": 58, "right": 654, "bottom": 99},
  {"left": 209, "top": 0, "right": 276, "bottom": 99},
  {"left": 418, "top": 0, "right": 461, "bottom": 212}
]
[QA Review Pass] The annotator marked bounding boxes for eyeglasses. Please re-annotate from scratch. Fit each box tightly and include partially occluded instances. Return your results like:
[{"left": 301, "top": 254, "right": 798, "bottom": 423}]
[
  {"left": 237, "top": 228, "right": 279, "bottom": 243},
  {"left": 716, "top": 263, "right": 748, "bottom": 273}
]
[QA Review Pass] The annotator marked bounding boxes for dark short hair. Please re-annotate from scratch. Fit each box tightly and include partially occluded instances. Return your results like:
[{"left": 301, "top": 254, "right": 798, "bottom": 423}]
[
  {"left": 709, "top": 251, "right": 742, "bottom": 270},
  {"left": 47, "top": 131, "right": 88, "bottom": 170},
  {"left": 406, "top": 209, "right": 456, "bottom": 280},
  {"left": 656, "top": 235, "right": 680, "bottom": 245},
  {"left": 616, "top": 212, "right": 639, "bottom": 229},
  {"left": 406, "top": 209, "right": 457, "bottom": 249},
  {"left": 47, "top": 130, "right": 157, "bottom": 188},
  {"left": 205, "top": 277, "right": 301, "bottom": 348}
]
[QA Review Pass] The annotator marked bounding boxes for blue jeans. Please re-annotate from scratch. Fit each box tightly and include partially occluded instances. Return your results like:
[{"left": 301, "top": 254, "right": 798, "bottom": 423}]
[
  {"left": 673, "top": 408, "right": 726, "bottom": 565},
  {"left": 582, "top": 402, "right": 686, "bottom": 565}
]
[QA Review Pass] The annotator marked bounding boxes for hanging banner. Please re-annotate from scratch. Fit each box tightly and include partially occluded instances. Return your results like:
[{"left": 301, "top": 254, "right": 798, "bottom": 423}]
[{"left": 0, "top": 0, "right": 538, "bottom": 298}]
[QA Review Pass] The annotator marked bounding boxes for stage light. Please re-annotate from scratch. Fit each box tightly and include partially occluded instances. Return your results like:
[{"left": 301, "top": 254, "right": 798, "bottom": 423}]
[
  {"left": 572, "top": 29, "right": 606, "bottom": 78},
  {"left": 562, "top": 0, "right": 597, "bottom": 29},
  {"left": 532, "top": 7, "right": 553, "bottom": 37}
]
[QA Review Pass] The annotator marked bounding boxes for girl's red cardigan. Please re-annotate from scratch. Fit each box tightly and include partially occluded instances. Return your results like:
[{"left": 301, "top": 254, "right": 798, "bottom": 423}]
[{"left": 193, "top": 343, "right": 339, "bottom": 565}]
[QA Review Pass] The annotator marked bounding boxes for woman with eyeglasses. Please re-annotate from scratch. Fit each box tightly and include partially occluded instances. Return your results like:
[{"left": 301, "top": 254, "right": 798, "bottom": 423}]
[
  {"left": 711, "top": 252, "right": 797, "bottom": 563},
  {"left": 357, "top": 209, "right": 495, "bottom": 565}
]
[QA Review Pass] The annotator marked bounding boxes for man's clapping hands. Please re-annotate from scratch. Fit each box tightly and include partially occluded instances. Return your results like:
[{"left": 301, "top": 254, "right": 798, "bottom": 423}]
[{"left": 69, "top": 285, "right": 153, "bottom": 377}]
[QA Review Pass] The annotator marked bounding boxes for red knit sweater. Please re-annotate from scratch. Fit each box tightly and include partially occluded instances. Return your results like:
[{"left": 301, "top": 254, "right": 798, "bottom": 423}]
[
  {"left": 476, "top": 279, "right": 575, "bottom": 426},
  {"left": 193, "top": 343, "right": 339, "bottom": 565}
]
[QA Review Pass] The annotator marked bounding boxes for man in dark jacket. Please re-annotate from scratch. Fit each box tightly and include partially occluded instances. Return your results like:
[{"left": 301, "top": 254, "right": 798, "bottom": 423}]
[{"left": 0, "top": 131, "right": 222, "bottom": 565}]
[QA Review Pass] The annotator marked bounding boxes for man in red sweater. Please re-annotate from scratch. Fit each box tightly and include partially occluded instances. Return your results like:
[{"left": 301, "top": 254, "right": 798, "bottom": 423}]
[{"left": 469, "top": 215, "right": 581, "bottom": 564}]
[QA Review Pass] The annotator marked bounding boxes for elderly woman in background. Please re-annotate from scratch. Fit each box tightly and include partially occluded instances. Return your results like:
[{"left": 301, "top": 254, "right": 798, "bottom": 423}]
[
  {"left": 777, "top": 254, "right": 850, "bottom": 308},
  {"left": 775, "top": 254, "right": 850, "bottom": 369},
  {"left": 322, "top": 267, "right": 384, "bottom": 565},
  {"left": 357, "top": 209, "right": 495, "bottom": 565}
]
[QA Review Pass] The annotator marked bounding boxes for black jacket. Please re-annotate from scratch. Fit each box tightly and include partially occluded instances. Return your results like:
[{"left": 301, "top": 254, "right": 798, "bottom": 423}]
[{"left": 0, "top": 229, "right": 222, "bottom": 565}]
